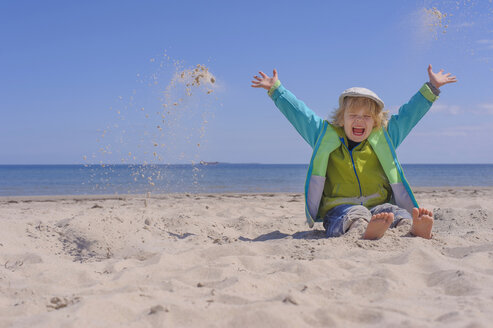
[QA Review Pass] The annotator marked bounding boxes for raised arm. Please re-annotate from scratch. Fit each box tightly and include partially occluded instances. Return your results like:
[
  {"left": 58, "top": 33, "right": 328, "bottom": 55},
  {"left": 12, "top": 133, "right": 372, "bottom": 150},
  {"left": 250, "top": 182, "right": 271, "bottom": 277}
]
[
  {"left": 251, "top": 70, "right": 324, "bottom": 148},
  {"left": 387, "top": 65, "right": 457, "bottom": 148}
]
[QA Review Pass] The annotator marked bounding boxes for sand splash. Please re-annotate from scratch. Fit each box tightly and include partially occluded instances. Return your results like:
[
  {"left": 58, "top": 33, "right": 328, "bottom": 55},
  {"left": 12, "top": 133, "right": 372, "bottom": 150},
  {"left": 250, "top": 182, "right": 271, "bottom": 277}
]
[
  {"left": 416, "top": 1, "right": 493, "bottom": 70},
  {"left": 423, "top": 6, "right": 449, "bottom": 38},
  {"left": 84, "top": 52, "right": 219, "bottom": 193}
]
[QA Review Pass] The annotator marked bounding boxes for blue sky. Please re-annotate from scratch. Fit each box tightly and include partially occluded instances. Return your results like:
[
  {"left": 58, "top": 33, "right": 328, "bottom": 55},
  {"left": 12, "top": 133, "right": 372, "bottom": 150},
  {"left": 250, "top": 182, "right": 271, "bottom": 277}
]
[{"left": 1, "top": 0, "right": 493, "bottom": 164}]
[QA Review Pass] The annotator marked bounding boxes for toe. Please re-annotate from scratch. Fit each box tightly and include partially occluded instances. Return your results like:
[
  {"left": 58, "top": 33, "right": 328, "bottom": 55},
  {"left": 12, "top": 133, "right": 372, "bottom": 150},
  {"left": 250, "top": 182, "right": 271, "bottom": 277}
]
[{"left": 422, "top": 208, "right": 433, "bottom": 218}]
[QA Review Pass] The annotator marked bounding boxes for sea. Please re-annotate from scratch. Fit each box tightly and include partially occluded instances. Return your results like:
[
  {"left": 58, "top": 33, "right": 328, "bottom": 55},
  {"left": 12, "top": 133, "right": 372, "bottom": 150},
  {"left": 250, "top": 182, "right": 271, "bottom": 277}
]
[{"left": 1, "top": 164, "right": 493, "bottom": 197}]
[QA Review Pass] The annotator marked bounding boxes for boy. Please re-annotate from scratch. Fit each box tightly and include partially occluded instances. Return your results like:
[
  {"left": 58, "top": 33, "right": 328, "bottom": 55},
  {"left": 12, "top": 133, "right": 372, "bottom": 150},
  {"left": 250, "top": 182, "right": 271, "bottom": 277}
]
[{"left": 251, "top": 65, "right": 457, "bottom": 240}]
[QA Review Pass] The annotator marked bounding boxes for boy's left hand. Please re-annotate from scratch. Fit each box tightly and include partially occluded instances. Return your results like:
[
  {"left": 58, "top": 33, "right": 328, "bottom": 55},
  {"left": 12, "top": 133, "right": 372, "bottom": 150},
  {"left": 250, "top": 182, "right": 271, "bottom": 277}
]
[{"left": 427, "top": 64, "right": 457, "bottom": 89}]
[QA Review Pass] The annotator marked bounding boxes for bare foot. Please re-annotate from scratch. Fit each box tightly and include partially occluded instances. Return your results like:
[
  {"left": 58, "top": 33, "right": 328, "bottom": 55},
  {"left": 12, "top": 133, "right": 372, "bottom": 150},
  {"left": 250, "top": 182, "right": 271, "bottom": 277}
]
[
  {"left": 363, "top": 213, "right": 393, "bottom": 240},
  {"left": 411, "top": 208, "right": 433, "bottom": 239}
]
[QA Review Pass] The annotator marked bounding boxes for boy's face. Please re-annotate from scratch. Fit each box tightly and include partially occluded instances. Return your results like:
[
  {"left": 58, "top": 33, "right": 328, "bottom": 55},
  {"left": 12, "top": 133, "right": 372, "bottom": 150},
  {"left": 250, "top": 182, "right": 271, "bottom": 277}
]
[{"left": 342, "top": 106, "right": 375, "bottom": 143}]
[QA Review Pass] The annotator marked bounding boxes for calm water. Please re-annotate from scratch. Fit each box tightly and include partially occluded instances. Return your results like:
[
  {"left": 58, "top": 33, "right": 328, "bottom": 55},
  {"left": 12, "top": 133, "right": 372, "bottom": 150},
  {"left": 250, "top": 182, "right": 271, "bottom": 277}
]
[{"left": 1, "top": 164, "right": 492, "bottom": 196}]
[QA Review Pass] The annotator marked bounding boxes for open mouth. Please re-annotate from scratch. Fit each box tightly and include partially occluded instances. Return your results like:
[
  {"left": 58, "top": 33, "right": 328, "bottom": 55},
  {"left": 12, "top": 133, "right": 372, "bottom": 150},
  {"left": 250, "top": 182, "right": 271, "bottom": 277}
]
[{"left": 352, "top": 127, "right": 365, "bottom": 137}]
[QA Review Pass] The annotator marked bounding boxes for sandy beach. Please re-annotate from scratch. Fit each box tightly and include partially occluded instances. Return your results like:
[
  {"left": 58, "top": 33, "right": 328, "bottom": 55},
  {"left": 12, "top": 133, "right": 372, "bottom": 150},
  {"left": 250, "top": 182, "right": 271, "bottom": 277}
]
[{"left": 1, "top": 187, "right": 493, "bottom": 327}]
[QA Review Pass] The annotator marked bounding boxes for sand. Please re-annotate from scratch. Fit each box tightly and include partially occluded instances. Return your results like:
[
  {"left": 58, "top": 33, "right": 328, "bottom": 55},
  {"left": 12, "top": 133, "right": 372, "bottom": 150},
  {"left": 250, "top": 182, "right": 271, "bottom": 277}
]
[{"left": 1, "top": 187, "right": 493, "bottom": 327}]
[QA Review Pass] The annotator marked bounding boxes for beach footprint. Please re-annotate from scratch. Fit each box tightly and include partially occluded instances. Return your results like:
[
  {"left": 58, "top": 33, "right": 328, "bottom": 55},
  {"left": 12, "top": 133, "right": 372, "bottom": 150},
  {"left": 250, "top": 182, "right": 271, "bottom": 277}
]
[{"left": 427, "top": 270, "right": 478, "bottom": 296}]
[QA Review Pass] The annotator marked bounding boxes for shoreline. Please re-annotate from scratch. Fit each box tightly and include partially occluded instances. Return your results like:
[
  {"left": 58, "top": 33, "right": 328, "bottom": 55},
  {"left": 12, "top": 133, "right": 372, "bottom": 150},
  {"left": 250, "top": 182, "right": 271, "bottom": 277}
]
[{"left": 1, "top": 186, "right": 493, "bottom": 202}]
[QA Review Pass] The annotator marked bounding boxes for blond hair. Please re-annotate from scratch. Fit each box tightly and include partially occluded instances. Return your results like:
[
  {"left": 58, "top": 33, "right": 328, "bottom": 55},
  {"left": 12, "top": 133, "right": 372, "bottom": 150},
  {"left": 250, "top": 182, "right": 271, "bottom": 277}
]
[{"left": 331, "top": 96, "right": 389, "bottom": 128}]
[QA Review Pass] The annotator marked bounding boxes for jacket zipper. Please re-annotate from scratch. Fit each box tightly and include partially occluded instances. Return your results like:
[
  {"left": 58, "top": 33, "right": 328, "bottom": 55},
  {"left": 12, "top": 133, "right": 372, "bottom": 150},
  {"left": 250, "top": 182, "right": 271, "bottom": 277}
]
[{"left": 340, "top": 137, "right": 363, "bottom": 204}]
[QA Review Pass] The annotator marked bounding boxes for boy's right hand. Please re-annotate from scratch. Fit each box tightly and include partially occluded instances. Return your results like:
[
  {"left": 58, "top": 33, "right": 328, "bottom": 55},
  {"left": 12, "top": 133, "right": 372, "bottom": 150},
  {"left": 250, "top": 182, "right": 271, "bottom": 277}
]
[{"left": 251, "top": 69, "right": 278, "bottom": 90}]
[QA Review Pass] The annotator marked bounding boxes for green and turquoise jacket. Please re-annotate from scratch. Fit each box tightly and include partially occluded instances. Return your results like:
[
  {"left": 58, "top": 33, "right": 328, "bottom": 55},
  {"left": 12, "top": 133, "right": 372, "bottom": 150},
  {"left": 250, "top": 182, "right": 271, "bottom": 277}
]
[{"left": 269, "top": 81, "right": 438, "bottom": 228}]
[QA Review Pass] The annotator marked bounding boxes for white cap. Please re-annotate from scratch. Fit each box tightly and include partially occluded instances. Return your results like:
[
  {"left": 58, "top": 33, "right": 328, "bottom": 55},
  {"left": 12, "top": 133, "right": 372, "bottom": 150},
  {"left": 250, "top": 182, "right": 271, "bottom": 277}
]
[{"left": 339, "top": 87, "right": 384, "bottom": 110}]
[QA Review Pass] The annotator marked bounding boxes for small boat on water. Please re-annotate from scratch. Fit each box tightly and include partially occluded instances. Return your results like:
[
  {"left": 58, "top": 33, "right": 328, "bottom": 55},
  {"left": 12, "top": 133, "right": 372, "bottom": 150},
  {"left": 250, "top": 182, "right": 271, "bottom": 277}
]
[{"left": 199, "top": 161, "right": 219, "bottom": 166}]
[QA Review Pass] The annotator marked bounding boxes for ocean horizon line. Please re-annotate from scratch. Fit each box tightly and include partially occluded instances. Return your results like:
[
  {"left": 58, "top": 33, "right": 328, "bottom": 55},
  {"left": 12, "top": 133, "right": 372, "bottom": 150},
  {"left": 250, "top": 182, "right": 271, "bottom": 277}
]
[
  {"left": 1, "top": 163, "right": 493, "bottom": 196},
  {"left": 1, "top": 163, "right": 492, "bottom": 166}
]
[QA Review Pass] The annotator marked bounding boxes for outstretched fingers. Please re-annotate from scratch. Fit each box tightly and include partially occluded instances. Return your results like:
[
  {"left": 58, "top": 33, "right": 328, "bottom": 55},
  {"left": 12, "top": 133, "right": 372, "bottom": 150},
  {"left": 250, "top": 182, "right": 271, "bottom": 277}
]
[
  {"left": 448, "top": 75, "right": 458, "bottom": 83},
  {"left": 251, "top": 69, "right": 278, "bottom": 90},
  {"left": 251, "top": 76, "right": 261, "bottom": 87},
  {"left": 428, "top": 64, "right": 458, "bottom": 87},
  {"left": 251, "top": 74, "right": 265, "bottom": 87}
]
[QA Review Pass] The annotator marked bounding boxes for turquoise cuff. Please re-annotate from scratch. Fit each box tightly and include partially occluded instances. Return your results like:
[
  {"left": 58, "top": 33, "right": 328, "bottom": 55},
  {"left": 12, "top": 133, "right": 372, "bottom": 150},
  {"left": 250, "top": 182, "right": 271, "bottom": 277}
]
[
  {"left": 268, "top": 80, "right": 281, "bottom": 97},
  {"left": 419, "top": 83, "right": 439, "bottom": 103}
]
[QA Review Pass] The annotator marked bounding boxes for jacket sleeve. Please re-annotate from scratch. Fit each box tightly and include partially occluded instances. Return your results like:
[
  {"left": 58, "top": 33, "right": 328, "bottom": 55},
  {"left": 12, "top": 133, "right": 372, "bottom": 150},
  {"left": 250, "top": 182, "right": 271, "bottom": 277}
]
[
  {"left": 387, "top": 83, "right": 439, "bottom": 149},
  {"left": 269, "top": 81, "right": 324, "bottom": 149}
]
